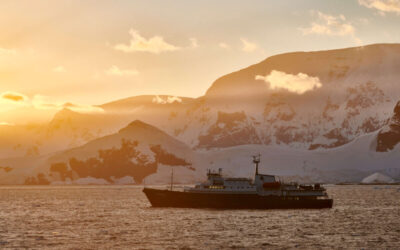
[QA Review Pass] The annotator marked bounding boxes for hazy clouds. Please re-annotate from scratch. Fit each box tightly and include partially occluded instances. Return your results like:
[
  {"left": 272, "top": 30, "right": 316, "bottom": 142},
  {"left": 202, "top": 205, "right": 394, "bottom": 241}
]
[
  {"left": 1, "top": 91, "right": 27, "bottom": 102},
  {"left": 359, "top": 0, "right": 400, "bottom": 15},
  {"left": 114, "top": 29, "right": 181, "bottom": 54}
]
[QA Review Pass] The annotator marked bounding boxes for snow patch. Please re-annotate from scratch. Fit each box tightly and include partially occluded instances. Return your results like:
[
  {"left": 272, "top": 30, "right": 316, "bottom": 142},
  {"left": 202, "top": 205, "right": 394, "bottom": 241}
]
[
  {"left": 111, "top": 176, "right": 135, "bottom": 184},
  {"left": 361, "top": 173, "right": 395, "bottom": 184}
]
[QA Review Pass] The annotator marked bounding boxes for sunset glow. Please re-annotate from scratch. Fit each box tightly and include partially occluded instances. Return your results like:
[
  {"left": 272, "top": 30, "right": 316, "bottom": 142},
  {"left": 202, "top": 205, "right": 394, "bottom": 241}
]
[
  {"left": 0, "top": 1, "right": 400, "bottom": 248},
  {"left": 1, "top": 0, "right": 400, "bottom": 124}
]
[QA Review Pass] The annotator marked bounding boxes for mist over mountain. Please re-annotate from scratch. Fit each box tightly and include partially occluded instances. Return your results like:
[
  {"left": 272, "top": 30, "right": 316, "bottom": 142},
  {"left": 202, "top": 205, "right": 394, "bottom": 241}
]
[{"left": 0, "top": 44, "right": 400, "bottom": 184}]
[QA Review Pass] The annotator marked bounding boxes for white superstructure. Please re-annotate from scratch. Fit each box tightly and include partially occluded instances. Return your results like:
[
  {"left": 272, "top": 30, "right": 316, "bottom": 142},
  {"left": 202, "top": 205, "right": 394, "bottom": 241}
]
[{"left": 184, "top": 155, "right": 329, "bottom": 198}]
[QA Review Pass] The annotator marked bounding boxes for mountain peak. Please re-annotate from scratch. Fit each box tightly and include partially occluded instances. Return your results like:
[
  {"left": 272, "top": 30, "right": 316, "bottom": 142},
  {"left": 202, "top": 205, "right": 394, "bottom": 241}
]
[
  {"left": 119, "top": 120, "right": 162, "bottom": 134},
  {"left": 127, "top": 120, "right": 151, "bottom": 128},
  {"left": 48, "top": 108, "right": 79, "bottom": 124}
]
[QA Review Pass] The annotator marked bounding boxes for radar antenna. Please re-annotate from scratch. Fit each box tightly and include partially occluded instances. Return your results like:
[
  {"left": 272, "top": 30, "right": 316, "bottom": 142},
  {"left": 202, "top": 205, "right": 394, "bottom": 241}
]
[{"left": 253, "top": 154, "right": 261, "bottom": 176}]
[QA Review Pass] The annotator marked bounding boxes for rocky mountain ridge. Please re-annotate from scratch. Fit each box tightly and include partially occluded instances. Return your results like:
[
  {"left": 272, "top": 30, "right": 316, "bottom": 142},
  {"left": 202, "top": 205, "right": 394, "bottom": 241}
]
[
  {"left": 0, "top": 120, "right": 194, "bottom": 184},
  {"left": 2, "top": 44, "right": 400, "bottom": 154},
  {"left": 1, "top": 43, "right": 400, "bottom": 184}
]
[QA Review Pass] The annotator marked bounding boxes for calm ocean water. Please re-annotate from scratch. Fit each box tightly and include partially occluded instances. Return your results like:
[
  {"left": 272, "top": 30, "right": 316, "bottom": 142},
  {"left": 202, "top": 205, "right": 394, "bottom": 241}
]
[{"left": 0, "top": 185, "right": 399, "bottom": 249}]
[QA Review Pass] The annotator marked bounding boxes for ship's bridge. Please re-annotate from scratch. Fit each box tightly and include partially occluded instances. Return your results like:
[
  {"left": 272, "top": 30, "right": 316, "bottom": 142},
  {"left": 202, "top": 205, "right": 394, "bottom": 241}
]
[
  {"left": 184, "top": 169, "right": 257, "bottom": 193},
  {"left": 255, "top": 174, "right": 276, "bottom": 184}
]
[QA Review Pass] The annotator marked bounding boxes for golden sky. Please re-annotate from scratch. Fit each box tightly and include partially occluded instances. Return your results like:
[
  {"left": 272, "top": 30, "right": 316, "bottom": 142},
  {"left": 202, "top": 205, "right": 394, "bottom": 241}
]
[{"left": 0, "top": 0, "right": 400, "bottom": 123}]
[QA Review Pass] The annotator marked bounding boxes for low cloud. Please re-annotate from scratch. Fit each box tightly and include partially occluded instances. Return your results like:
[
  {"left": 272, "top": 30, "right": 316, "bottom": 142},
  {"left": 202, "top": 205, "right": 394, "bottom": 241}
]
[
  {"left": 1, "top": 91, "right": 27, "bottom": 102},
  {"left": 114, "top": 29, "right": 181, "bottom": 54},
  {"left": 256, "top": 70, "right": 322, "bottom": 94},
  {"left": 152, "top": 95, "right": 182, "bottom": 104},
  {"left": 359, "top": 0, "right": 400, "bottom": 15},
  {"left": 167, "top": 96, "right": 182, "bottom": 103},
  {"left": 62, "top": 102, "right": 104, "bottom": 114},
  {"left": 53, "top": 66, "right": 66, "bottom": 73},
  {"left": 0, "top": 122, "right": 14, "bottom": 126},
  {"left": 106, "top": 65, "right": 139, "bottom": 76},
  {"left": 0, "top": 92, "right": 103, "bottom": 114},
  {"left": 0, "top": 47, "right": 16, "bottom": 55},
  {"left": 32, "top": 95, "right": 104, "bottom": 114},
  {"left": 240, "top": 38, "right": 258, "bottom": 52}
]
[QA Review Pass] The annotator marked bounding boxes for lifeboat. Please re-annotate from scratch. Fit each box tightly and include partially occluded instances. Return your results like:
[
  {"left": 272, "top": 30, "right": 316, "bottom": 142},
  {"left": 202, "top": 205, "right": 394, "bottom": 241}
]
[{"left": 263, "top": 181, "right": 281, "bottom": 189}]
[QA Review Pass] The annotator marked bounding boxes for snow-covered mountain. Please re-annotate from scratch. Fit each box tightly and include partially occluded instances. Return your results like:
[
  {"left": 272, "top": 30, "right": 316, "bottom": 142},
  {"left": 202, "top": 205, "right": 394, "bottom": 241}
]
[
  {"left": 2, "top": 120, "right": 399, "bottom": 185},
  {"left": 48, "top": 44, "right": 400, "bottom": 151},
  {"left": 0, "top": 120, "right": 194, "bottom": 185},
  {"left": 0, "top": 95, "right": 194, "bottom": 158},
  {"left": 199, "top": 44, "right": 400, "bottom": 149},
  {"left": 1, "top": 43, "right": 400, "bottom": 184}
]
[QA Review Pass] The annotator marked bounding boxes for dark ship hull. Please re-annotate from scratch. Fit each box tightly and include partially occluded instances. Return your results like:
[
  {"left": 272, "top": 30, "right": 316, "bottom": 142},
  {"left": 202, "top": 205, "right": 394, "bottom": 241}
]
[{"left": 143, "top": 188, "right": 333, "bottom": 209}]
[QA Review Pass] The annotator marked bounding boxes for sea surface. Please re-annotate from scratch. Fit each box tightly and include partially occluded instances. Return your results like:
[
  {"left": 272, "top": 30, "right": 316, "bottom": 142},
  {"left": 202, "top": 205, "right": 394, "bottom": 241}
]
[{"left": 0, "top": 185, "right": 399, "bottom": 249}]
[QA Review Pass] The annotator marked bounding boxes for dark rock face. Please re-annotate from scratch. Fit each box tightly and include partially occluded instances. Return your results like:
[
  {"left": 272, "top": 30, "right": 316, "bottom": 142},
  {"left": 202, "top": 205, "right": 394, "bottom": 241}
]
[
  {"left": 51, "top": 140, "right": 190, "bottom": 184},
  {"left": 24, "top": 173, "right": 50, "bottom": 185},
  {"left": 309, "top": 128, "right": 349, "bottom": 150},
  {"left": 150, "top": 145, "right": 191, "bottom": 167},
  {"left": 50, "top": 162, "right": 73, "bottom": 181},
  {"left": 322, "top": 98, "right": 339, "bottom": 122},
  {"left": 198, "top": 111, "right": 261, "bottom": 148},
  {"left": 263, "top": 95, "right": 296, "bottom": 122},
  {"left": 376, "top": 101, "right": 400, "bottom": 152}
]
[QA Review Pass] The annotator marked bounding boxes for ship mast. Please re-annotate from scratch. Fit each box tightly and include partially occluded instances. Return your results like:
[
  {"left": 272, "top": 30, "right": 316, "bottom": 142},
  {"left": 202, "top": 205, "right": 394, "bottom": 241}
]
[
  {"left": 170, "top": 167, "right": 174, "bottom": 191},
  {"left": 253, "top": 154, "right": 260, "bottom": 176}
]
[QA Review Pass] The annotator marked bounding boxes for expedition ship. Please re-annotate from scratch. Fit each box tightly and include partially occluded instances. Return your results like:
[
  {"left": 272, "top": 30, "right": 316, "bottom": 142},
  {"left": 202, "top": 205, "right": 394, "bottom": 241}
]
[{"left": 143, "top": 155, "right": 333, "bottom": 209}]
